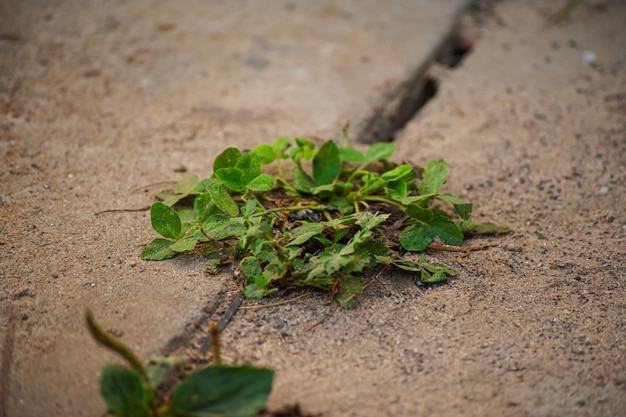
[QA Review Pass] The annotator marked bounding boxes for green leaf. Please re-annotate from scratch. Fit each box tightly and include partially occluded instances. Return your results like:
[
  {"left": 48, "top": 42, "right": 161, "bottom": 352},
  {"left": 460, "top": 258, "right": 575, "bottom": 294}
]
[
  {"left": 202, "top": 215, "right": 247, "bottom": 239},
  {"left": 100, "top": 363, "right": 151, "bottom": 417},
  {"left": 141, "top": 238, "right": 177, "bottom": 260},
  {"left": 420, "top": 159, "right": 450, "bottom": 195},
  {"left": 364, "top": 142, "right": 396, "bottom": 162},
  {"left": 399, "top": 218, "right": 463, "bottom": 251},
  {"left": 339, "top": 147, "right": 366, "bottom": 163},
  {"left": 243, "top": 282, "right": 268, "bottom": 300},
  {"left": 263, "top": 260, "right": 287, "bottom": 282},
  {"left": 385, "top": 180, "right": 408, "bottom": 201},
  {"left": 169, "top": 365, "right": 274, "bottom": 417},
  {"left": 353, "top": 211, "right": 390, "bottom": 231},
  {"left": 420, "top": 257, "right": 457, "bottom": 277},
  {"left": 173, "top": 174, "right": 200, "bottom": 195},
  {"left": 420, "top": 270, "right": 448, "bottom": 284},
  {"left": 272, "top": 137, "right": 291, "bottom": 159},
  {"left": 150, "top": 202, "right": 182, "bottom": 239},
  {"left": 436, "top": 194, "right": 473, "bottom": 220},
  {"left": 240, "top": 199, "right": 258, "bottom": 217},
  {"left": 208, "top": 183, "right": 239, "bottom": 217},
  {"left": 246, "top": 174, "right": 275, "bottom": 192},
  {"left": 313, "top": 140, "right": 340, "bottom": 185},
  {"left": 401, "top": 193, "right": 438, "bottom": 205},
  {"left": 293, "top": 167, "right": 316, "bottom": 193},
  {"left": 194, "top": 192, "right": 217, "bottom": 223},
  {"left": 213, "top": 147, "right": 241, "bottom": 171},
  {"left": 240, "top": 256, "right": 262, "bottom": 279},
  {"left": 288, "top": 223, "right": 325, "bottom": 246},
  {"left": 215, "top": 167, "right": 247, "bottom": 192},
  {"left": 334, "top": 276, "right": 363, "bottom": 309},
  {"left": 236, "top": 152, "right": 262, "bottom": 183},
  {"left": 253, "top": 144, "right": 276, "bottom": 164},
  {"left": 455, "top": 220, "right": 510, "bottom": 235},
  {"left": 290, "top": 138, "right": 316, "bottom": 164},
  {"left": 381, "top": 164, "right": 414, "bottom": 181},
  {"left": 170, "top": 237, "right": 198, "bottom": 252}
]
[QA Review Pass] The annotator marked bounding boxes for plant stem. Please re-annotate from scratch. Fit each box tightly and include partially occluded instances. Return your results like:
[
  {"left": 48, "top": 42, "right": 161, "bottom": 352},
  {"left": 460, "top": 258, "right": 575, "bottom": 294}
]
[
  {"left": 85, "top": 309, "right": 148, "bottom": 381},
  {"left": 358, "top": 195, "right": 406, "bottom": 210}
]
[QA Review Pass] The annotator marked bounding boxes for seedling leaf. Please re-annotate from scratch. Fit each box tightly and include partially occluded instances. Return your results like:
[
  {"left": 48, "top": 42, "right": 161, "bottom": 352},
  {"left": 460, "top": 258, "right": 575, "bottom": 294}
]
[
  {"left": 169, "top": 365, "right": 274, "bottom": 417},
  {"left": 213, "top": 147, "right": 241, "bottom": 171},
  {"left": 100, "top": 363, "right": 151, "bottom": 417},
  {"left": 313, "top": 140, "right": 340, "bottom": 185},
  {"left": 141, "top": 238, "right": 177, "bottom": 260},
  {"left": 364, "top": 142, "right": 396, "bottom": 162},
  {"left": 419, "top": 159, "right": 450, "bottom": 195},
  {"left": 246, "top": 174, "right": 275, "bottom": 192},
  {"left": 208, "top": 183, "right": 239, "bottom": 217},
  {"left": 150, "top": 202, "right": 182, "bottom": 239}
]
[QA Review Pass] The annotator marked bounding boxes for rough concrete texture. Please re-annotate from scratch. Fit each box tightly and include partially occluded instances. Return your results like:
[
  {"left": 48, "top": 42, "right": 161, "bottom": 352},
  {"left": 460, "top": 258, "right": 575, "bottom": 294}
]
[
  {"left": 1, "top": 1, "right": 625, "bottom": 417},
  {"left": 0, "top": 1, "right": 471, "bottom": 416}
]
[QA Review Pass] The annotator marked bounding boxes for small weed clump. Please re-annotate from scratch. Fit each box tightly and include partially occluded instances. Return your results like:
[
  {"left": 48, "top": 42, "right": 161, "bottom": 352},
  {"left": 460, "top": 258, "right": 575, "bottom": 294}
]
[{"left": 142, "top": 137, "right": 508, "bottom": 307}]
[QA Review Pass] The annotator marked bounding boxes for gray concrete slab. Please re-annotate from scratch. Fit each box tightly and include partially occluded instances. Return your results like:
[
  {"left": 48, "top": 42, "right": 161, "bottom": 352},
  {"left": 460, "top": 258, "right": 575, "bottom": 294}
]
[{"left": 0, "top": 1, "right": 469, "bottom": 416}]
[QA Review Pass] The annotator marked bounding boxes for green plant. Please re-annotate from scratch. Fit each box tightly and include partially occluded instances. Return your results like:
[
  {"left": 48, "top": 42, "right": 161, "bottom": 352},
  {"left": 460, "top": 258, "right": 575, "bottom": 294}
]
[
  {"left": 141, "top": 136, "right": 508, "bottom": 307},
  {"left": 86, "top": 310, "right": 273, "bottom": 417}
]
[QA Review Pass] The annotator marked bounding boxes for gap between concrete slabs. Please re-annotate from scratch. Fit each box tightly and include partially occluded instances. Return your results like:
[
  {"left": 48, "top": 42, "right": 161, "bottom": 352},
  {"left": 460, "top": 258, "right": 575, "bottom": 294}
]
[{"left": 0, "top": 1, "right": 471, "bottom": 416}]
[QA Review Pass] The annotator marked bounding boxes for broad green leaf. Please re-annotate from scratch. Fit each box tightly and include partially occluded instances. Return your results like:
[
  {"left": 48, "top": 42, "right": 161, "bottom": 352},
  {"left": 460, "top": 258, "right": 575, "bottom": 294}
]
[
  {"left": 202, "top": 215, "right": 247, "bottom": 239},
  {"left": 419, "top": 159, "right": 450, "bottom": 195},
  {"left": 192, "top": 178, "right": 214, "bottom": 194},
  {"left": 334, "top": 276, "right": 363, "bottom": 309},
  {"left": 399, "top": 218, "right": 463, "bottom": 251},
  {"left": 272, "top": 136, "right": 291, "bottom": 159},
  {"left": 405, "top": 204, "right": 433, "bottom": 222},
  {"left": 100, "top": 363, "right": 151, "bottom": 417},
  {"left": 235, "top": 152, "right": 262, "bottom": 183},
  {"left": 215, "top": 167, "right": 247, "bottom": 192},
  {"left": 312, "top": 140, "right": 340, "bottom": 186},
  {"left": 156, "top": 189, "right": 187, "bottom": 207},
  {"left": 288, "top": 223, "right": 325, "bottom": 246},
  {"left": 240, "top": 199, "right": 258, "bottom": 217},
  {"left": 150, "top": 202, "right": 182, "bottom": 239},
  {"left": 213, "top": 147, "right": 241, "bottom": 171},
  {"left": 263, "top": 260, "right": 287, "bottom": 281},
  {"left": 141, "top": 238, "right": 177, "bottom": 260},
  {"left": 170, "top": 237, "right": 198, "bottom": 252},
  {"left": 207, "top": 183, "right": 239, "bottom": 217},
  {"left": 253, "top": 144, "right": 276, "bottom": 164},
  {"left": 420, "top": 257, "right": 457, "bottom": 277},
  {"left": 290, "top": 138, "right": 316, "bottom": 163},
  {"left": 173, "top": 174, "right": 200, "bottom": 195},
  {"left": 244, "top": 283, "right": 268, "bottom": 299},
  {"left": 194, "top": 192, "right": 217, "bottom": 223},
  {"left": 401, "top": 193, "right": 437, "bottom": 205},
  {"left": 246, "top": 174, "right": 275, "bottom": 192},
  {"left": 292, "top": 167, "right": 315, "bottom": 193},
  {"left": 169, "top": 365, "right": 274, "bottom": 417},
  {"left": 353, "top": 211, "right": 390, "bottom": 231},
  {"left": 385, "top": 180, "right": 408, "bottom": 201},
  {"left": 364, "top": 142, "right": 396, "bottom": 162},
  {"left": 339, "top": 147, "right": 366, "bottom": 163},
  {"left": 381, "top": 164, "right": 414, "bottom": 181},
  {"left": 240, "top": 256, "right": 262, "bottom": 278},
  {"left": 436, "top": 194, "right": 473, "bottom": 220},
  {"left": 420, "top": 270, "right": 448, "bottom": 284},
  {"left": 455, "top": 220, "right": 510, "bottom": 235}
]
